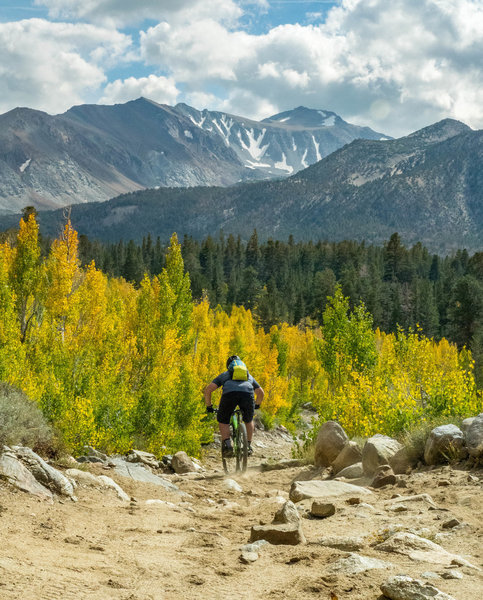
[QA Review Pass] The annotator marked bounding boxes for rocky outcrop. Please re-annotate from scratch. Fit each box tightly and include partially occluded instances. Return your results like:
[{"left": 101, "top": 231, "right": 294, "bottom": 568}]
[
  {"left": 314, "top": 421, "right": 348, "bottom": 467},
  {"left": 0, "top": 450, "right": 53, "bottom": 501},
  {"left": 424, "top": 425, "right": 467, "bottom": 465},
  {"left": 362, "top": 435, "right": 403, "bottom": 475}
]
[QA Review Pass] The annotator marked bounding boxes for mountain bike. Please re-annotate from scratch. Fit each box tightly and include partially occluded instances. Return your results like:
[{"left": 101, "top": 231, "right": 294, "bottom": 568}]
[{"left": 215, "top": 407, "right": 248, "bottom": 475}]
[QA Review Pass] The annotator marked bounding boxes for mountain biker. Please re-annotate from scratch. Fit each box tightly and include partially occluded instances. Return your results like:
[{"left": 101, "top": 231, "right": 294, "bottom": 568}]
[{"left": 204, "top": 355, "right": 264, "bottom": 457}]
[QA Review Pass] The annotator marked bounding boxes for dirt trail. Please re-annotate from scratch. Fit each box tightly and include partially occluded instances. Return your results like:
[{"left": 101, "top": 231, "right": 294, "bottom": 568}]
[{"left": 0, "top": 429, "right": 482, "bottom": 600}]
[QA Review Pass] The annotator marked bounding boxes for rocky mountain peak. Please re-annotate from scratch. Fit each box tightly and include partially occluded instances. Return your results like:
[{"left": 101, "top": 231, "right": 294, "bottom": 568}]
[
  {"left": 262, "top": 106, "right": 341, "bottom": 129},
  {"left": 405, "top": 118, "right": 472, "bottom": 145}
]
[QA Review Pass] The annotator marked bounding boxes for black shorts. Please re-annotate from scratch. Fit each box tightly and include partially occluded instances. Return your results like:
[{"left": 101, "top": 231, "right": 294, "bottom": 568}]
[{"left": 217, "top": 391, "right": 254, "bottom": 424}]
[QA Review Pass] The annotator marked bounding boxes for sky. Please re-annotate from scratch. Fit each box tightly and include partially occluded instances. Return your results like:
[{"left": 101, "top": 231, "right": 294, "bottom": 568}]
[{"left": 0, "top": 0, "right": 482, "bottom": 137}]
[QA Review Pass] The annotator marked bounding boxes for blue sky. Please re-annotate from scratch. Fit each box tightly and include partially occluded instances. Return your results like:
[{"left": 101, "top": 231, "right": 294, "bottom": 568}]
[{"left": 0, "top": 1, "right": 481, "bottom": 136}]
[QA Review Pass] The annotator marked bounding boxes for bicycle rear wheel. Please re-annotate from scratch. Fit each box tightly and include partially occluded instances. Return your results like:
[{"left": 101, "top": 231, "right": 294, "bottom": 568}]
[{"left": 235, "top": 421, "right": 248, "bottom": 473}]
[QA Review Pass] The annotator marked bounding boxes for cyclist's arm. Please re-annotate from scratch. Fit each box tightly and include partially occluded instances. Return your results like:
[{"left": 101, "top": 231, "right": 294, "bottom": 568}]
[
  {"left": 204, "top": 382, "right": 218, "bottom": 408},
  {"left": 254, "top": 386, "right": 264, "bottom": 407}
]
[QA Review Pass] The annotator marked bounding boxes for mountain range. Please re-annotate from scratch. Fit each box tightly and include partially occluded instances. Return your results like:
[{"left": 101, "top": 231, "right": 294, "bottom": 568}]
[
  {"left": 2, "top": 118, "right": 481, "bottom": 253},
  {"left": 0, "top": 98, "right": 387, "bottom": 214}
]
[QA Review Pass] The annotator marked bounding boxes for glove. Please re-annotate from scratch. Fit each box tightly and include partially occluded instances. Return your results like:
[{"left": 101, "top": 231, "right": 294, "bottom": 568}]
[
  {"left": 206, "top": 405, "right": 215, "bottom": 414},
  {"left": 254, "top": 403, "right": 261, "bottom": 410}
]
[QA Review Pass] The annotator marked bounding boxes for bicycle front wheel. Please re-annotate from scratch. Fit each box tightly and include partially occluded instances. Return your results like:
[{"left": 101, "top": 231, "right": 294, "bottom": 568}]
[{"left": 235, "top": 421, "right": 248, "bottom": 473}]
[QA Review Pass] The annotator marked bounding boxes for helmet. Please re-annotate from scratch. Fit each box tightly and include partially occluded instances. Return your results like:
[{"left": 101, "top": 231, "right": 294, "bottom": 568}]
[{"left": 226, "top": 355, "right": 240, "bottom": 369}]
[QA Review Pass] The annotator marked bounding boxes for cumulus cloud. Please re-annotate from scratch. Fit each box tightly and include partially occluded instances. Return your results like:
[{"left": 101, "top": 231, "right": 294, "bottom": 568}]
[
  {"left": 35, "top": 0, "right": 242, "bottom": 27},
  {"left": 138, "top": 0, "right": 483, "bottom": 135},
  {"left": 100, "top": 74, "right": 180, "bottom": 106},
  {"left": 0, "top": 19, "right": 132, "bottom": 114}
]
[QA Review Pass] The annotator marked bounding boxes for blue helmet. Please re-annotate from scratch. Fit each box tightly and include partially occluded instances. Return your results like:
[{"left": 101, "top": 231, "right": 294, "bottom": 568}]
[{"left": 226, "top": 355, "right": 240, "bottom": 369}]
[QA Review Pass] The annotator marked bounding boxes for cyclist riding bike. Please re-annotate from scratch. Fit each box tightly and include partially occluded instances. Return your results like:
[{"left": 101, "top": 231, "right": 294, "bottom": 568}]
[{"left": 204, "top": 355, "right": 264, "bottom": 457}]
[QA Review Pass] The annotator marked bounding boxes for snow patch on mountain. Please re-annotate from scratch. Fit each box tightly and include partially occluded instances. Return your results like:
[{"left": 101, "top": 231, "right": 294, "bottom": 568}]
[
  {"left": 237, "top": 128, "right": 269, "bottom": 161},
  {"left": 184, "top": 130, "right": 193, "bottom": 139},
  {"left": 312, "top": 135, "right": 321, "bottom": 162},
  {"left": 301, "top": 149, "right": 308, "bottom": 168},
  {"left": 274, "top": 152, "right": 293, "bottom": 174},
  {"left": 19, "top": 158, "right": 31, "bottom": 173}
]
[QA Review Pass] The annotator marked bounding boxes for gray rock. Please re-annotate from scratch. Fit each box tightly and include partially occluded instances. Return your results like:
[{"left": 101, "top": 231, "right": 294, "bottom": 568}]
[
  {"left": 441, "top": 570, "right": 463, "bottom": 580},
  {"left": 461, "top": 417, "right": 475, "bottom": 435},
  {"left": 224, "top": 478, "right": 242, "bottom": 492},
  {"left": 273, "top": 500, "right": 300, "bottom": 525},
  {"left": 240, "top": 551, "right": 258, "bottom": 563},
  {"left": 0, "top": 452, "right": 53, "bottom": 501},
  {"left": 383, "top": 493, "right": 437, "bottom": 508},
  {"left": 375, "top": 532, "right": 479, "bottom": 569},
  {"left": 250, "top": 523, "right": 306, "bottom": 545},
  {"left": 314, "top": 421, "right": 348, "bottom": 467},
  {"left": 362, "top": 434, "right": 403, "bottom": 475},
  {"left": 171, "top": 451, "right": 198, "bottom": 474},
  {"left": 310, "top": 501, "right": 336, "bottom": 518},
  {"left": 317, "top": 535, "right": 367, "bottom": 551},
  {"left": 13, "top": 446, "right": 76, "bottom": 500},
  {"left": 390, "top": 446, "right": 413, "bottom": 474},
  {"left": 97, "top": 475, "right": 130, "bottom": 501},
  {"left": 84, "top": 446, "right": 108, "bottom": 462},
  {"left": 331, "top": 441, "right": 362, "bottom": 474},
  {"left": 424, "top": 425, "right": 467, "bottom": 465},
  {"left": 466, "top": 413, "right": 483, "bottom": 458},
  {"left": 240, "top": 540, "right": 269, "bottom": 553},
  {"left": 126, "top": 449, "right": 160, "bottom": 469},
  {"left": 371, "top": 464, "right": 397, "bottom": 488},
  {"left": 328, "top": 553, "right": 392, "bottom": 575},
  {"left": 289, "top": 479, "right": 373, "bottom": 503},
  {"left": 380, "top": 575, "right": 456, "bottom": 600},
  {"left": 111, "top": 457, "right": 181, "bottom": 493},
  {"left": 76, "top": 455, "right": 104, "bottom": 464},
  {"left": 336, "top": 462, "right": 364, "bottom": 479}
]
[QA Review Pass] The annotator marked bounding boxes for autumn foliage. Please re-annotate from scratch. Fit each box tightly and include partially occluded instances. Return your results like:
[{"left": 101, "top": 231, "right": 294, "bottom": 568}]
[{"left": 0, "top": 216, "right": 480, "bottom": 455}]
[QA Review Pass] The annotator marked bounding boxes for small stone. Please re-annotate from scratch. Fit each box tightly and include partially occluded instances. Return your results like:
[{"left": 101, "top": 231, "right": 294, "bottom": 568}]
[
  {"left": 381, "top": 575, "right": 457, "bottom": 600},
  {"left": 273, "top": 501, "right": 300, "bottom": 525},
  {"left": 240, "top": 551, "right": 258, "bottom": 563},
  {"left": 390, "top": 504, "right": 408, "bottom": 512},
  {"left": 327, "top": 553, "right": 392, "bottom": 575},
  {"left": 421, "top": 572, "right": 440, "bottom": 579},
  {"left": 441, "top": 570, "right": 463, "bottom": 580},
  {"left": 250, "top": 523, "right": 306, "bottom": 546},
  {"left": 437, "top": 480, "right": 450, "bottom": 487},
  {"left": 442, "top": 518, "right": 460, "bottom": 529},
  {"left": 310, "top": 502, "right": 336, "bottom": 518},
  {"left": 224, "top": 479, "right": 242, "bottom": 492},
  {"left": 371, "top": 464, "right": 396, "bottom": 488},
  {"left": 346, "top": 497, "right": 361, "bottom": 505}
]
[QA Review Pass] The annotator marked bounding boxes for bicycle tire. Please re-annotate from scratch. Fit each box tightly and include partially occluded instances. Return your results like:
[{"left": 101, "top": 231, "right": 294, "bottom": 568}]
[{"left": 235, "top": 420, "right": 248, "bottom": 473}]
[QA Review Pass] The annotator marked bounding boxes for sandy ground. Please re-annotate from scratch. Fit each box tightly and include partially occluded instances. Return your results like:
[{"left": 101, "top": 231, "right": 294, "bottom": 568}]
[{"left": 0, "top": 430, "right": 482, "bottom": 600}]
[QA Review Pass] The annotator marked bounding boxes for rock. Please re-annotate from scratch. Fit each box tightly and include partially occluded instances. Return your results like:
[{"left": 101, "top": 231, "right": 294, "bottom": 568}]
[
  {"left": 273, "top": 500, "right": 300, "bottom": 525},
  {"left": 466, "top": 413, "right": 483, "bottom": 458},
  {"left": 13, "top": 446, "right": 76, "bottom": 500},
  {"left": 461, "top": 417, "right": 475, "bottom": 435},
  {"left": 65, "top": 468, "right": 102, "bottom": 487},
  {"left": 240, "top": 551, "right": 258, "bottom": 563},
  {"left": 84, "top": 446, "right": 108, "bottom": 462},
  {"left": 97, "top": 475, "right": 130, "bottom": 501},
  {"left": 424, "top": 425, "right": 467, "bottom": 465},
  {"left": 362, "top": 435, "right": 403, "bottom": 476},
  {"left": 171, "top": 451, "right": 197, "bottom": 474},
  {"left": 380, "top": 575, "right": 457, "bottom": 600},
  {"left": 420, "top": 572, "right": 440, "bottom": 580},
  {"left": 310, "top": 501, "right": 336, "bottom": 518},
  {"left": 0, "top": 452, "right": 53, "bottom": 501},
  {"left": 375, "top": 532, "right": 480, "bottom": 569},
  {"left": 383, "top": 493, "right": 437, "bottom": 509},
  {"left": 336, "top": 462, "right": 364, "bottom": 479},
  {"left": 240, "top": 540, "right": 269, "bottom": 553},
  {"left": 331, "top": 441, "right": 362, "bottom": 474},
  {"left": 76, "top": 455, "right": 104, "bottom": 464},
  {"left": 389, "top": 446, "right": 413, "bottom": 474},
  {"left": 314, "top": 421, "right": 348, "bottom": 467},
  {"left": 126, "top": 449, "right": 160, "bottom": 469},
  {"left": 442, "top": 518, "right": 460, "bottom": 529},
  {"left": 327, "top": 553, "right": 393, "bottom": 575},
  {"left": 111, "top": 457, "right": 181, "bottom": 493},
  {"left": 371, "top": 464, "right": 397, "bottom": 488},
  {"left": 289, "top": 480, "right": 373, "bottom": 503},
  {"left": 441, "top": 570, "right": 463, "bottom": 580},
  {"left": 317, "top": 536, "right": 367, "bottom": 551},
  {"left": 250, "top": 523, "right": 306, "bottom": 546},
  {"left": 224, "top": 478, "right": 242, "bottom": 492}
]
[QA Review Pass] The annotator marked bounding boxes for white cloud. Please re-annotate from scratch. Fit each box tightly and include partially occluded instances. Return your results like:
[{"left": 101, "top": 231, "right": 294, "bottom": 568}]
[
  {"left": 100, "top": 74, "right": 180, "bottom": 106},
  {"left": 35, "top": 0, "right": 242, "bottom": 27},
  {"left": 137, "top": 0, "right": 483, "bottom": 135},
  {"left": 0, "top": 19, "right": 132, "bottom": 114}
]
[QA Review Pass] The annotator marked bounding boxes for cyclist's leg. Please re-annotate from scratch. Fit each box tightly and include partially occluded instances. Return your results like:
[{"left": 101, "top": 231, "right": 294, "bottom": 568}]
[
  {"left": 238, "top": 392, "right": 255, "bottom": 441},
  {"left": 218, "top": 393, "right": 237, "bottom": 452}
]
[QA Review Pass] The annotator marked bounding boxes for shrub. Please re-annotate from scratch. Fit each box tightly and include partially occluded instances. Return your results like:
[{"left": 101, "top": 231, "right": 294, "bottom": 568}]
[{"left": 0, "top": 382, "right": 55, "bottom": 453}]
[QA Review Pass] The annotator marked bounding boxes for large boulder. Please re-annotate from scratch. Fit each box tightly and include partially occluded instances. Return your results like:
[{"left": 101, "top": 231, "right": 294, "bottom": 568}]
[
  {"left": 389, "top": 446, "right": 413, "bottom": 474},
  {"left": 13, "top": 446, "right": 77, "bottom": 500},
  {"left": 0, "top": 450, "right": 53, "bottom": 501},
  {"left": 331, "top": 441, "right": 362, "bottom": 474},
  {"left": 380, "top": 575, "right": 456, "bottom": 600},
  {"left": 289, "top": 480, "right": 373, "bottom": 503},
  {"left": 314, "top": 421, "right": 348, "bottom": 467},
  {"left": 424, "top": 424, "right": 467, "bottom": 465},
  {"left": 362, "top": 435, "right": 403, "bottom": 475},
  {"left": 336, "top": 462, "right": 364, "bottom": 479},
  {"left": 466, "top": 413, "right": 483, "bottom": 458},
  {"left": 171, "top": 451, "right": 198, "bottom": 474}
]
